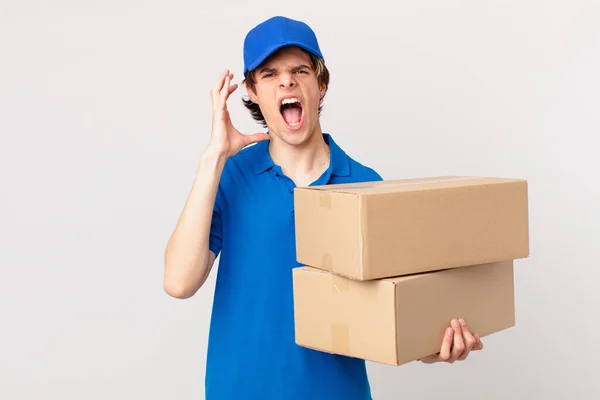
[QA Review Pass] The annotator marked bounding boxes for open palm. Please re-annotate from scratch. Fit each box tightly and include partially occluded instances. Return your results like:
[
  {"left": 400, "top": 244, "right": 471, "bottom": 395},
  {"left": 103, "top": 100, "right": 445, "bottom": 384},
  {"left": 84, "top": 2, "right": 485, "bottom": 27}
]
[{"left": 209, "top": 69, "right": 269, "bottom": 158}]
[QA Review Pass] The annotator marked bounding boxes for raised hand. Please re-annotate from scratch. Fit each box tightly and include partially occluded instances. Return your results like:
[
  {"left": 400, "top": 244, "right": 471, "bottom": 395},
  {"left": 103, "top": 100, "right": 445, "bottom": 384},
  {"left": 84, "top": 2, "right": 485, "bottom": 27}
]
[{"left": 208, "top": 69, "right": 270, "bottom": 158}]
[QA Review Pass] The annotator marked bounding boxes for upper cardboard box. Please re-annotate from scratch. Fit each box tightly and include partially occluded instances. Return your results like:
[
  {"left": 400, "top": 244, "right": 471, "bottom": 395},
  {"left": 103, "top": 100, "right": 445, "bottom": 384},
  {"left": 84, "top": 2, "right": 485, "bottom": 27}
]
[{"left": 293, "top": 176, "right": 529, "bottom": 280}]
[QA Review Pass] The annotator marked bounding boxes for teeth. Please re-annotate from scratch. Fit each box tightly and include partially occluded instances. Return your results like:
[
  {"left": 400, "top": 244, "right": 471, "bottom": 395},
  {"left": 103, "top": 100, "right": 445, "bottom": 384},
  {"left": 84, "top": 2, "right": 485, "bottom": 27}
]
[
  {"left": 288, "top": 121, "right": 300, "bottom": 127},
  {"left": 281, "top": 97, "right": 300, "bottom": 105}
]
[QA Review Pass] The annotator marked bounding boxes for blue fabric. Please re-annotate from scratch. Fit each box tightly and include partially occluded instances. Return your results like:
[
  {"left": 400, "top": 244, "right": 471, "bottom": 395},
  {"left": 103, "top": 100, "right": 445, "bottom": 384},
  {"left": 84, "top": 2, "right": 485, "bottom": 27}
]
[
  {"left": 205, "top": 133, "right": 383, "bottom": 400},
  {"left": 243, "top": 16, "right": 324, "bottom": 77}
]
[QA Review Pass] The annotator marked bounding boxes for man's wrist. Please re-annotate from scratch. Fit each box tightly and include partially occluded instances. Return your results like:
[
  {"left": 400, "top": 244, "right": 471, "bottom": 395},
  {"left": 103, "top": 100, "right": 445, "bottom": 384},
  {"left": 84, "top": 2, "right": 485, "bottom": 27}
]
[{"left": 200, "top": 146, "right": 228, "bottom": 171}]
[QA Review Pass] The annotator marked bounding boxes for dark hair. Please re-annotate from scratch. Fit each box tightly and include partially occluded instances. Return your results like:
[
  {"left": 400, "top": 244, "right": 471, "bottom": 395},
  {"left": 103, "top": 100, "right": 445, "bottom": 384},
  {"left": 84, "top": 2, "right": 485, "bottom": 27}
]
[{"left": 241, "top": 50, "right": 330, "bottom": 128}]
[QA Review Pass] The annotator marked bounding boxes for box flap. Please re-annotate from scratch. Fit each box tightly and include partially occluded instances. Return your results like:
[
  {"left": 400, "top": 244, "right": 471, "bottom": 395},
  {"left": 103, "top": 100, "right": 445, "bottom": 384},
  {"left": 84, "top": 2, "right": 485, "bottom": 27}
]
[
  {"left": 296, "top": 176, "right": 526, "bottom": 195},
  {"left": 298, "top": 265, "right": 433, "bottom": 283}
]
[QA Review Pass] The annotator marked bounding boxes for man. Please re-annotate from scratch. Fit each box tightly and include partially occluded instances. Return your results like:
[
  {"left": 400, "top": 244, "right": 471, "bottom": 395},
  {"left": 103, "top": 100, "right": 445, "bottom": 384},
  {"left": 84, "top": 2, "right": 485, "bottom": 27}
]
[{"left": 164, "top": 16, "right": 483, "bottom": 400}]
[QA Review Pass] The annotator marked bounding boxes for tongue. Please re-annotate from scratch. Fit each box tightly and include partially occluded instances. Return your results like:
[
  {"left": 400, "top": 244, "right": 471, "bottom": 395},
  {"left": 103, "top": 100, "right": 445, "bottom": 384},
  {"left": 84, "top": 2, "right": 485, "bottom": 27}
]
[{"left": 282, "top": 106, "right": 301, "bottom": 125}]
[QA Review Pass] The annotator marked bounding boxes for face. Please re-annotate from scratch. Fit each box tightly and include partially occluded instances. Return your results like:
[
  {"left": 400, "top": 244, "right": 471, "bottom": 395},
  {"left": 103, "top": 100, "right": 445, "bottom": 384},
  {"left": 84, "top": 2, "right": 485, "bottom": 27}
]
[{"left": 247, "top": 46, "right": 326, "bottom": 146}]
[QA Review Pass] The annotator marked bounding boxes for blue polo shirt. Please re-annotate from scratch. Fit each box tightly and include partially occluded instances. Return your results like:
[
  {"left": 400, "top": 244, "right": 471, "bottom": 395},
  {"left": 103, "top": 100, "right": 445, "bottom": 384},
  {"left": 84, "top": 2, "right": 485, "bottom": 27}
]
[{"left": 205, "top": 133, "right": 383, "bottom": 400}]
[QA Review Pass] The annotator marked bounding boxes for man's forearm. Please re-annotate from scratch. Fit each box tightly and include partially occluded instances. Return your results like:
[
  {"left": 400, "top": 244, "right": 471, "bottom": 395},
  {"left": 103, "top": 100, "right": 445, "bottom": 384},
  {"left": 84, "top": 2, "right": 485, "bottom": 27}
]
[{"left": 163, "top": 149, "right": 227, "bottom": 298}]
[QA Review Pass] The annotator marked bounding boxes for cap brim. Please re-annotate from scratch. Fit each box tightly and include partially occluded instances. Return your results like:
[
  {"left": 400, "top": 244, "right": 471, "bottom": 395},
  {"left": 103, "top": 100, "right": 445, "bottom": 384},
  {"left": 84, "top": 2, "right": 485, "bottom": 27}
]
[{"left": 245, "top": 41, "right": 323, "bottom": 76}]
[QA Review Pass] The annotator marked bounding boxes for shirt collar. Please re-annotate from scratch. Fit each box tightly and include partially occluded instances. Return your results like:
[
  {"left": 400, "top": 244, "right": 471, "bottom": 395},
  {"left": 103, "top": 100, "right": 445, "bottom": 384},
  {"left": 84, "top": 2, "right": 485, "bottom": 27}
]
[
  {"left": 251, "top": 133, "right": 350, "bottom": 177},
  {"left": 250, "top": 138, "right": 274, "bottom": 175}
]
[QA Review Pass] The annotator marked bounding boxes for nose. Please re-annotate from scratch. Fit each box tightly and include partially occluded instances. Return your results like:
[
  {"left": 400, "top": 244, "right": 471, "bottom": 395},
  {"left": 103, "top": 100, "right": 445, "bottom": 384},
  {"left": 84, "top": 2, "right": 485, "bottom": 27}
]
[{"left": 278, "top": 71, "right": 297, "bottom": 88}]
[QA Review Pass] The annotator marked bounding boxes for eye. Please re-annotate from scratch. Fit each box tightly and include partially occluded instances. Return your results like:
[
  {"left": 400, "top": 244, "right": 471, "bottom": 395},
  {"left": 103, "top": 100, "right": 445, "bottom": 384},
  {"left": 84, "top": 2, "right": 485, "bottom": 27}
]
[{"left": 263, "top": 73, "right": 273, "bottom": 78}]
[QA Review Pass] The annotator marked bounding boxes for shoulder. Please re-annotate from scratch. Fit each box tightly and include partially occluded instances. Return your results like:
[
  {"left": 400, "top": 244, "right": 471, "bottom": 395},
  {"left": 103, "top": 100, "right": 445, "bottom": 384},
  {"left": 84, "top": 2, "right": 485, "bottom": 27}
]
[
  {"left": 325, "top": 133, "right": 383, "bottom": 183},
  {"left": 218, "top": 143, "right": 263, "bottom": 186},
  {"left": 228, "top": 142, "right": 262, "bottom": 170},
  {"left": 211, "top": 144, "right": 263, "bottom": 210},
  {"left": 347, "top": 156, "right": 383, "bottom": 182}
]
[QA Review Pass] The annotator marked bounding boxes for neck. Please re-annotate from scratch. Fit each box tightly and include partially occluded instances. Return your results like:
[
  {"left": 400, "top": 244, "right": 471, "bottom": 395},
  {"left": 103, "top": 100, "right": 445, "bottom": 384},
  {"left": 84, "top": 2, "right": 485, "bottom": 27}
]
[{"left": 268, "top": 124, "right": 330, "bottom": 187}]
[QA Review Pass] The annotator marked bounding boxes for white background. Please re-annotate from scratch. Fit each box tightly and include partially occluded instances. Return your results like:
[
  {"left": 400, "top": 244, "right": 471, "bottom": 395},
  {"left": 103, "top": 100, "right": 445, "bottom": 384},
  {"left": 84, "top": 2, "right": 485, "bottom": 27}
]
[{"left": 1, "top": 1, "right": 599, "bottom": 399}]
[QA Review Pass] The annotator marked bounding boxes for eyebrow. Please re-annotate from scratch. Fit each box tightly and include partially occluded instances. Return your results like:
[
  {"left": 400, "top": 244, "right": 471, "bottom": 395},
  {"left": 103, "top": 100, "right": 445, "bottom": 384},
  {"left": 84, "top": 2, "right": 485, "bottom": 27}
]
[
  {"left": 258, "top": 64, "right": 311, "bottom": 75},
  {"left": 258, "top": 67, "right": 277, "bottom": 75},
  {"left": 292, "top": 64, "right": 311, "bottom": 72}
]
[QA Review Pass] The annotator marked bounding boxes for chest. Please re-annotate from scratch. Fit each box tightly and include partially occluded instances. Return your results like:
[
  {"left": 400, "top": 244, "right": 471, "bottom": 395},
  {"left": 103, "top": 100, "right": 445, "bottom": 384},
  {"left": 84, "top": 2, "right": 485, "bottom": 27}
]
[{"left": 224, "top": 172, "right": 298, "bottom": 245}]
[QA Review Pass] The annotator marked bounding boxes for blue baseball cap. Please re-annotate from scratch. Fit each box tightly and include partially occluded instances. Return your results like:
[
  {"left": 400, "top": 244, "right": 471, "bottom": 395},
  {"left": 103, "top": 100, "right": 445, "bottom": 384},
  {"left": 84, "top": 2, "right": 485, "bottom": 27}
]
[{"left": 243, "top": 16, "right": 324, "bottom": 77}]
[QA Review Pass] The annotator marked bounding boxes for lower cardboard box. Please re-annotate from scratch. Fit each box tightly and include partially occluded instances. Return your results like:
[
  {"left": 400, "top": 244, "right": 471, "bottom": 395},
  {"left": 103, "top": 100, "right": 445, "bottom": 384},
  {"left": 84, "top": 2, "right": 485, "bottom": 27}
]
[{"left": 292, "top": 260, "right": 516, "bottom": 365}]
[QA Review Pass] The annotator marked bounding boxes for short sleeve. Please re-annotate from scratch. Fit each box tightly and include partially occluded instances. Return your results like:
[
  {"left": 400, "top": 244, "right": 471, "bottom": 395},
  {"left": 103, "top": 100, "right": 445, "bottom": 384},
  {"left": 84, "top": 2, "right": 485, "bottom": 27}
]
[
  {"left": 362, "top": 165, "right": 384, "bottom": 182},
  {"left": 208, "top": 185, "right": 224, "bottom": 257},
  {"left": 369, "top": 168, "right": 384, "bottom": 181}
]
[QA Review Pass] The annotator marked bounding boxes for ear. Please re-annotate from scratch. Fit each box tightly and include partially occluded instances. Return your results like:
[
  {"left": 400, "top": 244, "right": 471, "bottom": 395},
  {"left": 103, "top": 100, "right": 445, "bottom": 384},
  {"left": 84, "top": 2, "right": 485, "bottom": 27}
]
[
  {"left": 319, "top": 82, "right": 327, "bottom": 100},
  {"left": 245, "top": 81, "right": 259, "bottom": 103}
]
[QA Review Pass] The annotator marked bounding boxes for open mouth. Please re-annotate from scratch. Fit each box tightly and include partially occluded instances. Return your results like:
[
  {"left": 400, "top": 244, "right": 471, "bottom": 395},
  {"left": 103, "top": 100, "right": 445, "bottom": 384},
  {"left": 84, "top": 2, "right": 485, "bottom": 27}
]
[{"left": 279, "top": 97, "right": 303, "bottom": 130}]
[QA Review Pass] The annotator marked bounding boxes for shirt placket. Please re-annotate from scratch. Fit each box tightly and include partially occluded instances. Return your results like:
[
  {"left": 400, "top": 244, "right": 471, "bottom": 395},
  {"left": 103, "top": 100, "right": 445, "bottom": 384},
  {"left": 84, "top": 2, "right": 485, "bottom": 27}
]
[{"left": 271, "top": 166, "right": 296, "bottom": 214}]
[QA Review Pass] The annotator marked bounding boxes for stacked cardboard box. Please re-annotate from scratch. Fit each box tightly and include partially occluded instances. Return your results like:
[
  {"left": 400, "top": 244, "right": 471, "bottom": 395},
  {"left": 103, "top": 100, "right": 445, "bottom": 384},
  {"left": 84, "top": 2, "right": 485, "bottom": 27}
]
[{"left": 292, "top": 176, "right": 529, "bottom": 365}]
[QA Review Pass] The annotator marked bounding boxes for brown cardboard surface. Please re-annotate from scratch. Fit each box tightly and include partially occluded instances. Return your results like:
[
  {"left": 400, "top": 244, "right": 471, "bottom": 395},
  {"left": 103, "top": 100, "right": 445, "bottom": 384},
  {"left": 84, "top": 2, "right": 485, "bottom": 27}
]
[
  {"left": 294, "top": 176, "right": 529, "bottom": 280},
  {"left": 292, "top": 260, "right": 515, "bottom": 366}
]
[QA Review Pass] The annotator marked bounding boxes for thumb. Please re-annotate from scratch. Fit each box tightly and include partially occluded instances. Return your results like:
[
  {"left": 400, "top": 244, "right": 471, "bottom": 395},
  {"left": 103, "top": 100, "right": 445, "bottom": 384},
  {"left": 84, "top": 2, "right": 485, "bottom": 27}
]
[{"left": 244, "top": 133, "right": 270, "bottom": 145}]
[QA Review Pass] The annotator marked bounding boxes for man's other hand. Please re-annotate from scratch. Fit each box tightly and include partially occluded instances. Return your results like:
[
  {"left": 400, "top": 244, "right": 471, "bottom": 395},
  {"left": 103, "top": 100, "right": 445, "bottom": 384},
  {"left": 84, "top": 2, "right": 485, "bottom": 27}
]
[{"left": 417, "top": 318, "right": 484, "bottom": 364}]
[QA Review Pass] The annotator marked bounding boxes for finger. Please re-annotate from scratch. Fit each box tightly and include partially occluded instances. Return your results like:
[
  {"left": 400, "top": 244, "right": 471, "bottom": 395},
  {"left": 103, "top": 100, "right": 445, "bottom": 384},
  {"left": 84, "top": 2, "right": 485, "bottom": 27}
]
[
  {"left": 473, "top": 333, "right": 484, "bottom": 350},
  {"left": 243, "top": 133, "right": 270, "bottom": 145},
  {"left": 220, "top": 73, "right": 231, "bottom": 99},
  {"left": 449, "top": 319, "right": 465, "bottom": 362},
  {"left": 421, "top": 326, "right": 453, "bottom": 364},
  {"left": 210, "top": 70, "right": 228, "bottom": 109},
  {"left": 438, "top": 326, "right": 453, "bottom": 362},
  {"left": 457, "top": 319, "right": 476, "bottom": 360},
  {"left": 222, "top": 72, "right": 233, "bottom": 92},
  {"left": 418, "top": 355, "right": 438, "bottom": 364},
  {"left": 212, "top": 69, "right": 230, "bottom": 99},
  {"left": 220, "top": 73, "right": 237, "bottom": 106},
  {"left": 417, "top": 348, "right": 445, "bottom": 364},
  {"left": 227, "top": 83, "right": 239, "bottom": 95}
]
